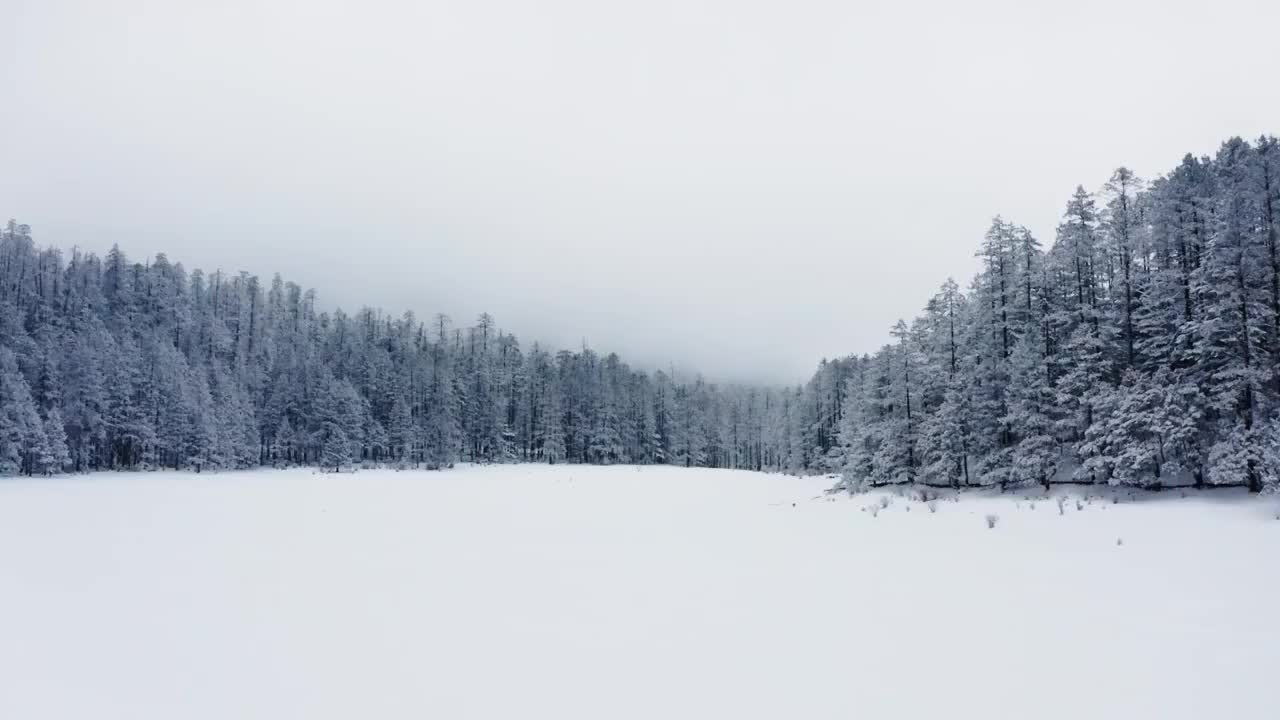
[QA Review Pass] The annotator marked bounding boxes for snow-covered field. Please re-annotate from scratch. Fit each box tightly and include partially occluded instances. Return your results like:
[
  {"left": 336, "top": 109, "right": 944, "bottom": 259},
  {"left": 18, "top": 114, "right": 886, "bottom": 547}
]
[{"left": 1, "top": 465, "right": 1277, "bottom": 719}]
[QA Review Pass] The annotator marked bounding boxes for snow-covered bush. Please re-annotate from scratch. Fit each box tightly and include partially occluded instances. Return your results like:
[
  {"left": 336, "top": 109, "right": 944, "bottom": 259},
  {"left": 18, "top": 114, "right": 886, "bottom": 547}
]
[
  {"left": 911, "top": 489, "right": 938, "bottom": 504},
  {"left": 985, "top": 514, "right": 999, "bottom": 529}
]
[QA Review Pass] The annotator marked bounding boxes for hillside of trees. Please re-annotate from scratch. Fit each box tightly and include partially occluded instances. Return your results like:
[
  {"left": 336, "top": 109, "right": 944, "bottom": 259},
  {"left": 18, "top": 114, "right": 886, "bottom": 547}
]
[
  {"left": 0, "top": 224, "right": 815, "bottom": 474},
  {"left": 825, "top": 135, "right": 1280, "bottom": 493},
  {"left": 2, "top": 134, "right": 1279, "bottom": 491}
]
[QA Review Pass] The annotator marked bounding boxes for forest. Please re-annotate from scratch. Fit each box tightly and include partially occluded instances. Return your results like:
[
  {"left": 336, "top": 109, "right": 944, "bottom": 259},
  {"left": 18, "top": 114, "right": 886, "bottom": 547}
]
[
  {"left": 828, "top": 135, "right": 1280, "bottom": 493},
  {"left": 1, "top": 134, "right": 1278, "bottom": 492},
  {"left": 0, "top": 226, "right": 800, "bottom": 474}
]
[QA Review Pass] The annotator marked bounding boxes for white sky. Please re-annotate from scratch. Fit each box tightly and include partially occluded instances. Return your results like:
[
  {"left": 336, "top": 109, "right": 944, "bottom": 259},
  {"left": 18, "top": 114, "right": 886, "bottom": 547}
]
[{"left": 4, "top": 0, "right": 1279, "bottom": 382}]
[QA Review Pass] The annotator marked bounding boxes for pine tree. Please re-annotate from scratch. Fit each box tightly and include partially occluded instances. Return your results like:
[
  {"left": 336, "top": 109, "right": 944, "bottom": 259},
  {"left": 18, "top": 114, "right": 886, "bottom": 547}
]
[
  {"left": 1006, "top": 337, "right": 1057, "bottom": 490},
  {"left": 1193, "top": 139, "right": 1273, "bottom": 490},
  {"left": 0, "top": 348, "right": 44, "bottom": 474},
  {"left": 270, "top": 416, "right": 295, "bottom": 468},
  {"left": 387, "top": 393, "right": 415, "bottom": 466},
  {"left": 37, "top": 408, "right": 72, "bottom": 475}
]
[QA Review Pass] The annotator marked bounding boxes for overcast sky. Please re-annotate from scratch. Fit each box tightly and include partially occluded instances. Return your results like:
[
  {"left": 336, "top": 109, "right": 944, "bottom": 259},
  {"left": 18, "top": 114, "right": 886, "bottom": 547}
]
[{"left": 4, "top": 0, "right": 1278, "bottom": 383}]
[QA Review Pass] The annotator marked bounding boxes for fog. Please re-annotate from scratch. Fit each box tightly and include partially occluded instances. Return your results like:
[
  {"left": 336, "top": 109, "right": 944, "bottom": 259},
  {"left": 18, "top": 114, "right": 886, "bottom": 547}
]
[{"left": 4, "top": 0, "right": 1278, "bottom": 382}]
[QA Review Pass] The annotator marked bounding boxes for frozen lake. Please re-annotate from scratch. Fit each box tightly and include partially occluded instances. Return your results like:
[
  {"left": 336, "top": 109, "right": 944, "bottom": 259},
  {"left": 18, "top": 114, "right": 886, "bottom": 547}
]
[{"left": 1, "top": 465, "right": 1277, "bottom": 719}]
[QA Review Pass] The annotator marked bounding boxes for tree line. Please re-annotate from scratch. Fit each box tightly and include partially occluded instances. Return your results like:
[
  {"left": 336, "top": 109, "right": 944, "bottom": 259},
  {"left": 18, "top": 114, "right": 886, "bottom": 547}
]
[
  {"left": 3, "top": 133, "right": 1278, "bottom": 491},
  {"left": 829, "top": 135, "right": 1280, "bottom": 493},
  {"left": 0, "top": 225, "right": 822, "bottom": 474}
]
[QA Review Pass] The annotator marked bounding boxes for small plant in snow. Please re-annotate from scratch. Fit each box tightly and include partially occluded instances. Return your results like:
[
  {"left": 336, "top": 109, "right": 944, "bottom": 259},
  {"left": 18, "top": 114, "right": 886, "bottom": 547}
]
[
  {"left": 1117, "top": 538, "right": 1124, "bottom": 546},
  {"left": 1056, "top": 497, "right": 1066, "bottom": 515},
  {"left": 867, "top": 505, "right": 880, "bottom": 518},
  {"left": 926, "top": 499, "right": 939, "bottom": 513},
  {"left": 1076, "top": 500, "right": 1084, "bottom": 511},
  {"left": 879, "top": 496, "right": 892, "bottom": 510},
  {"left": 1029, "top": 501, "right": 1037, "bottom": 511},
  {"left": 985, "top": 514, "right": 999, "bottom": 529}
]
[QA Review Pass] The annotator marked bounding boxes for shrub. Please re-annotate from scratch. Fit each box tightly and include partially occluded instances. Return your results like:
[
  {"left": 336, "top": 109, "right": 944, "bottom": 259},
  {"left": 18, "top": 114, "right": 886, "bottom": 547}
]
[
  {"left": 926, "top": 499, "right": 939, "bottom": 513},
  {"left": 985, "top": 514, "right": 999, "bottom": 529}
]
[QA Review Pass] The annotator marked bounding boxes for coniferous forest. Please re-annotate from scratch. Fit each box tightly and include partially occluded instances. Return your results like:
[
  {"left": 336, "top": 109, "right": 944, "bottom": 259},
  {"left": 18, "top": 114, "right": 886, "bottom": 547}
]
[
  {"left": 2, "top": 135, "right": 1280, "bottom": 492},
  {"left": 0, "top": 228, "right": 794, "bottom": 475}
]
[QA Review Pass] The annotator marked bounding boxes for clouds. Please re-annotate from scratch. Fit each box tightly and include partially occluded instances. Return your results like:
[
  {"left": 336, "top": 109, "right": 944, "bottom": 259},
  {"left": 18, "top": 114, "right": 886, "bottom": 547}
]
[{"left": 4, "top": 0, "right": 1279, "bottom": 382}]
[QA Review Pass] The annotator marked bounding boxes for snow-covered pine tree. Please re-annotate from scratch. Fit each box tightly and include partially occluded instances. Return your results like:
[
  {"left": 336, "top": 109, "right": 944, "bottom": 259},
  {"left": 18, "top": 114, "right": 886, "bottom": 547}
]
[{"left": 0, "top": 348, "right": 45, "bottom": 474}]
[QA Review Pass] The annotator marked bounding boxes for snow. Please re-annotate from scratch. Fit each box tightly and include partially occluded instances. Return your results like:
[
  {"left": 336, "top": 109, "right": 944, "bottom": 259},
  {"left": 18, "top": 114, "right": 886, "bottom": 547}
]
[{"left": 1, "top": 465, "right": 1277, "bottom": 719}]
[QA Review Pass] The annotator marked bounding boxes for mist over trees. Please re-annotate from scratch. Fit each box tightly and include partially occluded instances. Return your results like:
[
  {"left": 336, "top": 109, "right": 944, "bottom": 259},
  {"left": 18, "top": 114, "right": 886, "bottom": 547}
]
[
  {"left": 0, "top": 223, "right": 807, "bottom": 474},
  {"left": 2, "top": 134, "right": 1279, "bottom": 491}
]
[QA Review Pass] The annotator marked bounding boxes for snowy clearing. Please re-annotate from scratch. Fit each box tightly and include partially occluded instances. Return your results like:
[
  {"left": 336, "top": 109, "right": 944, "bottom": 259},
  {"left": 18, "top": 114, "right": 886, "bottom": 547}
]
[{"left": 1, "top": 465, "right": 1277, "bottom": 719}]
